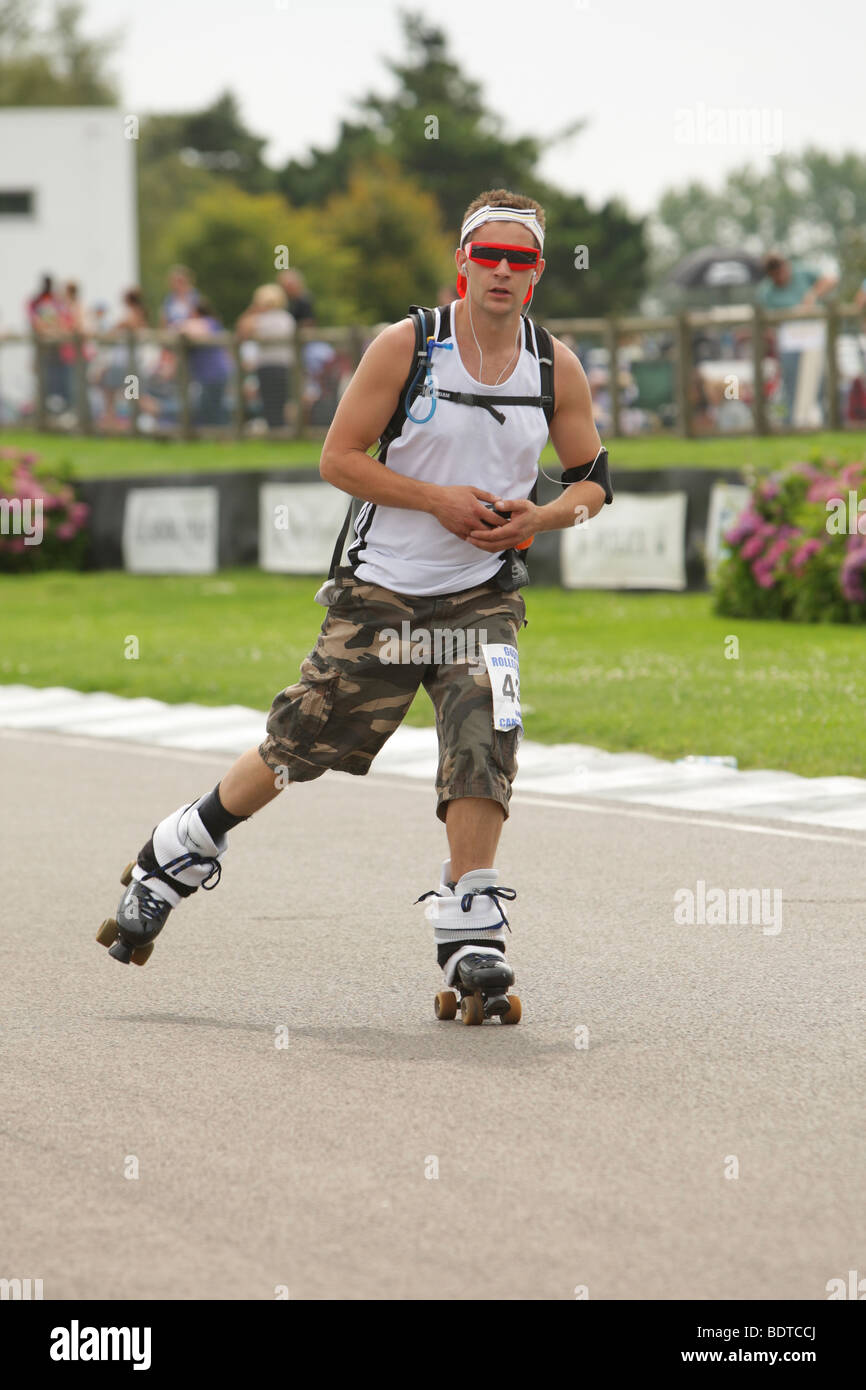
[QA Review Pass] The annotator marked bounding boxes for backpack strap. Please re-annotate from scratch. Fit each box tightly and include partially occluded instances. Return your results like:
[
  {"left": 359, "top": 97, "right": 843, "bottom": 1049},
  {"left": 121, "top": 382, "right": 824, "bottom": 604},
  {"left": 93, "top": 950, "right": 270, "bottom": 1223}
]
[
  {"left": 524, "top": 318, "right": 555, "bottom": 508},
  {"left": 328, "top": 305, "right": 442, "bottom": 580}
]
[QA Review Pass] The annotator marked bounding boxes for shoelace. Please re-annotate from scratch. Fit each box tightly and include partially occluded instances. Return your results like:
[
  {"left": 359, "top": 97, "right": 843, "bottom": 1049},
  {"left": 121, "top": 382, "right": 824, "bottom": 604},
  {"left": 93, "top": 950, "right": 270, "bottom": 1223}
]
[
  {"left": 460, "top": 885, "right": 516, "bottom": 932},
  {"left": 135, "top": 883, "right": 171, "bottom": 923},
  {"left": 414, "top": 885, "right": 515, "bottom": 933},
  {"left": 161, "top": 851, "right": 222, "bottom": 890}
]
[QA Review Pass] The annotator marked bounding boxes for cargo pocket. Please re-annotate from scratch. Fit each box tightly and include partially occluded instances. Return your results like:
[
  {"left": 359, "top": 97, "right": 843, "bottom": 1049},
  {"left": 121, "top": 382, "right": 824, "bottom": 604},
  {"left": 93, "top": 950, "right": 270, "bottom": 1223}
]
[{"left": 264, "top": 654, "right": 342, "bottom": 778}]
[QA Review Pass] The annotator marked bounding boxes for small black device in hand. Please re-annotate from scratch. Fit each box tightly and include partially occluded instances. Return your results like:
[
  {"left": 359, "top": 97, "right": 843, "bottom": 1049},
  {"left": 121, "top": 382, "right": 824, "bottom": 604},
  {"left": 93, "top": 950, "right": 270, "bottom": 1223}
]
[{"left": 482, "top": 501, "right": 511, "bottom": 525}]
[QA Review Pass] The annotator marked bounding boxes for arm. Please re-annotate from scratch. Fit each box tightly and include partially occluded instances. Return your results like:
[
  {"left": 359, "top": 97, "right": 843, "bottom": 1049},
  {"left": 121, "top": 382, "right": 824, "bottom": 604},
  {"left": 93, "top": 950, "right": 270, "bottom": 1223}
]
[
  {"left": 467, "top": 336, "right": 607, "bottom": 551},
  {"left": 801, "top": 273, "right": 837, "bottom": 307},
  {"left": 319, "top": 320, "right": 507, "bottom": 543}
]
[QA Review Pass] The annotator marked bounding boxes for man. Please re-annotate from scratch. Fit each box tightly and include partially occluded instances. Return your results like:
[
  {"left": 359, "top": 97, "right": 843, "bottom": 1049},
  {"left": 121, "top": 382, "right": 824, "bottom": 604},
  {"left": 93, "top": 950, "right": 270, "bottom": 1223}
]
[
  {"left": 757, "top": 253, "right": 837, "bottom": 426},
  {"left": 97, "top": 188, "right": 612, "bottom": 1024},
  {"left": 160, "top": 265, "right": 200, "bottom": 328},
  {"left": 276, "top": 269, "right": 315, "bottom": 328}
]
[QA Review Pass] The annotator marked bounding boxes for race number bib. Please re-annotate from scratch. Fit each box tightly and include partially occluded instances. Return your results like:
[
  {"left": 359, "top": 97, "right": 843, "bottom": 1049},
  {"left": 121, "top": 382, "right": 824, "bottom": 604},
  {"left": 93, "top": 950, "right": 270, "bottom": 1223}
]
[{"left": 481, "top": 643, "right": 522, "bottom": 731}]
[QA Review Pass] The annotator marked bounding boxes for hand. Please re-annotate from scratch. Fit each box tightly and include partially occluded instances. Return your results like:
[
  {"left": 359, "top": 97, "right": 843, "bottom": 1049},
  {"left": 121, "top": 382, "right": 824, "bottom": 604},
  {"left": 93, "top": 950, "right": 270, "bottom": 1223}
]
[
  {"left": 430, "top": 486, "right": 510, "bottom": 542},
  {"left": 466, "top": 497, "right": 544, "bottom": 551}
]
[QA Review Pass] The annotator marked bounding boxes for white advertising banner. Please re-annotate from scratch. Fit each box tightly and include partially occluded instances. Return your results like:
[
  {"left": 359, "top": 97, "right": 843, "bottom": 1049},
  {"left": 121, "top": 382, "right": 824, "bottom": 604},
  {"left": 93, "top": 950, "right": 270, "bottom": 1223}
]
[
  {"left": 122, "top": 487, "right": 218, "bottom": 573},
  {"left": 259, "top": 483, "right": 350, "bottom": 574},
  {"left": 705, "top": 482, "right": 751, "bottom": 577},
  {"left": 561, "top": 491, "right": 688, "bottom": 590}
]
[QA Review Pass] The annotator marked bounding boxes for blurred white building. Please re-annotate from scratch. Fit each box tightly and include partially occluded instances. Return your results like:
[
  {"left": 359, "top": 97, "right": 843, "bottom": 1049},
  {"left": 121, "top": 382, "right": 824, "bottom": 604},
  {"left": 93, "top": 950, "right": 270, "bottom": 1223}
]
[{"left": 0, "top": 108, "right": 138, "bottom": 414}]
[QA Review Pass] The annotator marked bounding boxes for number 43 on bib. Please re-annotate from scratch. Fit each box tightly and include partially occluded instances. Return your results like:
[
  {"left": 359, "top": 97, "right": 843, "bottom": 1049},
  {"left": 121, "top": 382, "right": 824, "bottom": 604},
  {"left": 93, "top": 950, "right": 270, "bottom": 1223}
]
[{"left": 481, "top": 643, "right": 523, "bottom": 732}]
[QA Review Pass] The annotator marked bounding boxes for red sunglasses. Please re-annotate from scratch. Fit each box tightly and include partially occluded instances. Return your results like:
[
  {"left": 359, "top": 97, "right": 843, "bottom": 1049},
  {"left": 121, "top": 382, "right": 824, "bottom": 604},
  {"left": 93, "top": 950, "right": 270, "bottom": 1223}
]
[{"left": 465, "top": 241, "right": 540, "bottom": 270}]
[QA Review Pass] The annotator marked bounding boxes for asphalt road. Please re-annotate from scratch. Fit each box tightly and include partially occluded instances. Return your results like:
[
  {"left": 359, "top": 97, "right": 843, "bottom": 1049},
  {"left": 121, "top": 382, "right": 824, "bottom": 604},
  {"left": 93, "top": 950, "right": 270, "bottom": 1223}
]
[{"left": 1, "top": 728, "right": 864, "bottom": 1300}]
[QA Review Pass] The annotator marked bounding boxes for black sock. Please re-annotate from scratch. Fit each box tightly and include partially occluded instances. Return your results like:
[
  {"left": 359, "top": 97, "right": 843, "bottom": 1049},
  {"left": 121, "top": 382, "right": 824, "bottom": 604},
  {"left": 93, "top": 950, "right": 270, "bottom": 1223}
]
[{"left": 196, "top": 783, "right": 248, "bottom": 839}]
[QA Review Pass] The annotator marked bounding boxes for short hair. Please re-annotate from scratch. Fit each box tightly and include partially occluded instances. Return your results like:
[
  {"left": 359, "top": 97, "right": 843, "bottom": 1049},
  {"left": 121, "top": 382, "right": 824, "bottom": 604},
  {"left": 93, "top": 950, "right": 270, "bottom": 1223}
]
[
  {"left": 460, "top": 189, "right": 546, "bottom": 246},
  {"left": 253, "top": 284, "right": 287, "bottom": 310}
]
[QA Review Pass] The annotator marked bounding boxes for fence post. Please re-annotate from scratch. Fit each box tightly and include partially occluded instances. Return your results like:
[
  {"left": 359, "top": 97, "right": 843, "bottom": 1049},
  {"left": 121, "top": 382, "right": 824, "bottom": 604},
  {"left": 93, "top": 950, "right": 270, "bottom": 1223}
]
[
  {"left": 232, "top": 336, "right": 245, "bottom": 438},
  {"left": 177, "top": 334, "right": 193, "bottom": 439},
  {"left": 292, "top": 332, "right": 305, "bottom": 439},
  {"left": 750, "top": 305, "right": 769, "bottom": 435},
  {"left": 126, "top": 330, "right": 140, "bottom": 435},
  {"left": 824, "top": 305, "right": 841, "bottom": 431},
  {"left": 73, "top": 333, "right": 91, "bottom": 433},
  {"left": 34, "top": 333, "right": 47, "bottom": 431},
  {"left": 675, "top": 311, "right": 693, "bottom": 438},
  {"left": 605, "top": 318, "right": 621, "bottom": 437}
]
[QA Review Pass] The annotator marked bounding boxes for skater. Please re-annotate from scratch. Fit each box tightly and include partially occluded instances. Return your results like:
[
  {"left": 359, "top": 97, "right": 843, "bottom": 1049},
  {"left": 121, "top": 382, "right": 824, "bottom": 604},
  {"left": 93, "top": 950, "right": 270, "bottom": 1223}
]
[{"left": 97, "top": 188, "right": 613, "bottom": 1024}]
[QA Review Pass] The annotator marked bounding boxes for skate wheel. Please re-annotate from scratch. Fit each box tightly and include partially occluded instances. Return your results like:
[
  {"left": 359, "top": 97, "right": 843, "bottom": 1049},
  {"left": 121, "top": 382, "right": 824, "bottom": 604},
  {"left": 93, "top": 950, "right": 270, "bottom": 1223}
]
[
  {"left": 130, "top": 943, "right": 154, "bottom": 967},
  {"left": 120, "top": 862, "right": 135, "bottom": 887},
  {"left": 500, "top": 994, "right": 522, "bottom": 1025},
  {"left": 460, "top": 994, "right": 485, "bottom": 1027},
  {"left": 435, "top": 990, "right": 458, "bottom": 1021},
  {"left": 96, "top": 918, "right": 118, "bottom": 949}
]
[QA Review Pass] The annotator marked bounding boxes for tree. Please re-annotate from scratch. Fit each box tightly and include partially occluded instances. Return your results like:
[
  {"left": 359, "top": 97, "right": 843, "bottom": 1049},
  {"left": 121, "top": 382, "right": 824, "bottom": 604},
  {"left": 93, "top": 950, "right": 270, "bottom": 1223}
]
[
  {"left": 159, "top": 186, "right": 360, "bottom": 326},
  {"left": 141, "top": 92, "right": 275, "bottom": 196},
  {"left": 277, "top": 10, "right": 646, "bottom": 316},
  {"left": 323, "top": 154, "right": 454, "bottom": 322},
  {"left": 0, "top": 0, "right": 118, "bottom": 105},
  {"left": 532, "top": 187, "right": 648, "bottom": 319},
  {"left": 138, "top": 154, "right": 226, "bottom": 318},
  {"left": 651, "top": 149, "right": 866, "bottom": 301}
]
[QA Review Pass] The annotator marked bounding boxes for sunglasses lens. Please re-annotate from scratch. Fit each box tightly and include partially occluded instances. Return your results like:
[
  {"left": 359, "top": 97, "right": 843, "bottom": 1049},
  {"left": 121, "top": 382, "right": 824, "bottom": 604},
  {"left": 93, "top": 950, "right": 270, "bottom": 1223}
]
[{"left": 469, "top": 244, "right": 538, "bottom": 268}]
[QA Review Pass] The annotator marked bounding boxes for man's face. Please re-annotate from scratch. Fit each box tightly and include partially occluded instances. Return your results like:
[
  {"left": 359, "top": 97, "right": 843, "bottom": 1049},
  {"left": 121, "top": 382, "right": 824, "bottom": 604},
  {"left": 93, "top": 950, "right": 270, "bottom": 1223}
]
[
  {"left": 456, "top": 220, "right": 544, "bottom": 311},
  {"left": 769, "top": 260, "right": 791, "bottom": 286}
]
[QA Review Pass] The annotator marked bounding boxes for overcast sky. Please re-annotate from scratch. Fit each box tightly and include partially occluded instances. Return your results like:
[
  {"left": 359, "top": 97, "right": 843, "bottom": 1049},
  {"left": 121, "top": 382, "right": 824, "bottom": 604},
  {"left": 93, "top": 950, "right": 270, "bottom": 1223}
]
[{"left": 81, "top": 0, "right": 864, "bottom": 221}]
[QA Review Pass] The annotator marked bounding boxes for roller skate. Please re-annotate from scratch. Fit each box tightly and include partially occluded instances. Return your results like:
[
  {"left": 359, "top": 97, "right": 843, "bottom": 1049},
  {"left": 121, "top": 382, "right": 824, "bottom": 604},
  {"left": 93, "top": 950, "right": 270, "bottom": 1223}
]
[
  {"left": 417, "top": 863, "right": 522, "bottom": 1026},
  {"left": 96, "top": 802, "right": 226, "bottom": 966}
]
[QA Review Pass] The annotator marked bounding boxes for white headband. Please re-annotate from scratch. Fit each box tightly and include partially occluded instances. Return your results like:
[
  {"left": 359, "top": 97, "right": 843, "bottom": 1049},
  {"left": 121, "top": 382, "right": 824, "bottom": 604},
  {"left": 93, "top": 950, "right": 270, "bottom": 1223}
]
[{"left": 460, "top": 205, "right": 544, "bottom": 250}]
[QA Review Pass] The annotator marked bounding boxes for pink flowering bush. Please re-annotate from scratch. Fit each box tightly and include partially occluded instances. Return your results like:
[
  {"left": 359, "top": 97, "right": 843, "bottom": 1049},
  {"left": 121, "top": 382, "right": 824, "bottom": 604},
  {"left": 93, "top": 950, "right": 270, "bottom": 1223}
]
[
  {"left": 714, "top": 457, "right": 866, "bottom": 623},
  {"left": 0, "top": 448, "right": 89, "bottom": 573}
]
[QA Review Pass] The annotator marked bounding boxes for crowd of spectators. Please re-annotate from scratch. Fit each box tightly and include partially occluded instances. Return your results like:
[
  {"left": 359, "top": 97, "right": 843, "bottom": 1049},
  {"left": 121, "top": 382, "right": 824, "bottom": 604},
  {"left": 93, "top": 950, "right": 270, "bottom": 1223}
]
[
  {"left": 15, "top": 257, "right": 866, "bottom": 437},
  {"left": 20, "top": 265, "right": 353, "bottom": 435}
]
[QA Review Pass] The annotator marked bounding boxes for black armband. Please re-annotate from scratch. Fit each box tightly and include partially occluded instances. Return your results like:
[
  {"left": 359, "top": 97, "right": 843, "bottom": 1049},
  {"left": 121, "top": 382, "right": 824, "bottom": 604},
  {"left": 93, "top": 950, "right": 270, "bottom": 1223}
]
[{"left": 560, "top": 447, "right": 613, "bottom": 504}]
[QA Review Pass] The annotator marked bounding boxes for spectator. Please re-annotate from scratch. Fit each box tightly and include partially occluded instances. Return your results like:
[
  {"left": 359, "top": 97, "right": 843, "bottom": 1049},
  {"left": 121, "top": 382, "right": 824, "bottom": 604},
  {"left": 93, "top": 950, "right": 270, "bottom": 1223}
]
[
  {"left": 301, "top": 319, "right": 346, "bottom": 427},
  {"left": 276, "top": 269, "right": 315, "bottom": 327},
  {"left": 139, "top": 348, "right": 181, "bottom": 432},
  {"left": 58, "top": 281, "right": 91, "bottom": 384},
  {"left": 161, "top": 265, "right": 199, "bottom": 327},
  {"left": 180, "top": 298, "right": 232, "bottom": 426},
  {"left": 28, "top": 274, "right": 68, "bottom": 407},
  {"left": 236, "top": 284, "right": 295, "bottom": 429},
  {"left": 756, "top": 253, "right": 837, "bottom": 426},
  {"left": 98, "top": 289, "right": 151, "bottom": 429}
]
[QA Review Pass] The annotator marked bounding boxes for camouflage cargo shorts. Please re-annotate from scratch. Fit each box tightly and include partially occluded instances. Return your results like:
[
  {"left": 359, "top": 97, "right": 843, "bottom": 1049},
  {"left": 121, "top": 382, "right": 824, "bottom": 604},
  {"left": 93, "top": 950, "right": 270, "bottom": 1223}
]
[{"left": 258, "top": 571, "right": 527, "bottom": 822}]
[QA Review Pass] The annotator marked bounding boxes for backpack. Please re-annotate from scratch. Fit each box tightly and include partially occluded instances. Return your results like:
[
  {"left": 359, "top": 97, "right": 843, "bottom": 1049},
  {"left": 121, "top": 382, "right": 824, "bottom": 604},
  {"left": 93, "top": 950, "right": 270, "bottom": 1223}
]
[{"left": 326, "top": 303, "right": 555, "bottom": 580}]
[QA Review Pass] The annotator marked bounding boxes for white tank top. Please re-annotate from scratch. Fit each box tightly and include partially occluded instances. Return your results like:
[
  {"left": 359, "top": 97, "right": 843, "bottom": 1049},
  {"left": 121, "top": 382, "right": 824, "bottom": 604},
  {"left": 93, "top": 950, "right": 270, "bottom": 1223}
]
[{"left": 348, "top": 302, "right": 550, "bottom": 595}]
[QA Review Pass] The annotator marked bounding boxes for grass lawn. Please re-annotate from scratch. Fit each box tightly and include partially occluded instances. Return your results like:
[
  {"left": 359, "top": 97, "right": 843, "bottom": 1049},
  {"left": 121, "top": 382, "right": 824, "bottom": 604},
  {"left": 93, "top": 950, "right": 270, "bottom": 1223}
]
[
  {"left": 3, "top": 427, "right": 865, "bottom": 479},
  {"left": 1, "top": 571, "right": 862, "bottom": 779}
]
